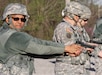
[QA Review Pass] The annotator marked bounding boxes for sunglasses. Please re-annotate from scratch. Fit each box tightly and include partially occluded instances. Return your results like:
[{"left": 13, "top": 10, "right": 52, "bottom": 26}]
[
  {"left": 75, "top": 15, "right": 81, "bottom": 18},
  {"left": 12, "top": 17, "right": 26, "bottom": 22},
  {"left": 77, "top": 15, "right": 81, "bottom": 18},
  {"left": 83, "top": 19, "right": 88, "bottom": 22}
]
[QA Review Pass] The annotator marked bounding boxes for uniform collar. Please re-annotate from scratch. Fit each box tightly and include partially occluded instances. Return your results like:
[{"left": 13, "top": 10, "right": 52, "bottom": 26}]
[{"left": 2, "top": 22, "right": 9, "bottom": 29}]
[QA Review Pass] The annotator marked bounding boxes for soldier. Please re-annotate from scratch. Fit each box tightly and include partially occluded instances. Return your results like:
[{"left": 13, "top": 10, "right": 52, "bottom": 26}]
[
  {"left": 77, "top": 5, "right": 102, "bottom": 75},
  {"left": 0, "top": 3, "right": 83, "bottom": 75},
  {"left": 53, "top": 1, "right": 88, "bottom": 75},
  {"left": 53, "top": 1, "right": 89, "bottom": 75},
  {"left": 76, "top": 5, "right": 95, "bottom": 75},
  {"left": 77, "top": 5, "right": 91, "bottom": 42}
]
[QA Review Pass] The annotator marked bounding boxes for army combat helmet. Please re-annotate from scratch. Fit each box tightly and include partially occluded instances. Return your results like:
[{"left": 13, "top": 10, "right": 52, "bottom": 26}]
[
  {"left": 80, "top": 5, "right": 91, "bottom": 20},
  {"left": 2, "top": 3, "right": 29, "bottom": 20},
  {"left": 77, "top": 5, "right": 91, "bottom": 27},
  {"left": 62, "top": 1, "right": 84, "bottom": 19},
  {"left": 2, "top": 3, "right": 29, "bottom": 30}
]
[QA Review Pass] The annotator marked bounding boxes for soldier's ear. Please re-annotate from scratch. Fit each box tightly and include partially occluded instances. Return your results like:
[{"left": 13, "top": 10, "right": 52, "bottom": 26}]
[{"left": 5, "top": 17, "right": 9, "bottom": 23}]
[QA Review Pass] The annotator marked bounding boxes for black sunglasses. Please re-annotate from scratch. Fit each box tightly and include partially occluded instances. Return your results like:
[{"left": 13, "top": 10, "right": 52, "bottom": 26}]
[
  {"left": 12, "top": 17, "right": 26, "bottom": 22},
  {"left": 83, "top": 19, "right": 88, "bottom": 22},
  {"left": 75, "top": 14, "right": 80, "bottom": 18}
]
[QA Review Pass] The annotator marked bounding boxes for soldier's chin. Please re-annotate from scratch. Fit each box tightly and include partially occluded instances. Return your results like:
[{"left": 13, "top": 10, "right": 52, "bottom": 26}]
[{"left": 15, "top": 28, "right": 22, "bottom": 31}]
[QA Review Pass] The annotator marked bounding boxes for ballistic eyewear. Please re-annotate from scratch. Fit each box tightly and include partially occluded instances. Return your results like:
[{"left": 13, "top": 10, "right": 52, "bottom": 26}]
[{"left": 12, "top": 17, "right": 26, "bottom": 22}]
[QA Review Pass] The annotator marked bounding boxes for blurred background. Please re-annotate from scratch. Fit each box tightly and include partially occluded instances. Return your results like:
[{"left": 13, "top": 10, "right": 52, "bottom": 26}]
[{"left": 0, "top": 0, "right": 102, "bottom": 40}]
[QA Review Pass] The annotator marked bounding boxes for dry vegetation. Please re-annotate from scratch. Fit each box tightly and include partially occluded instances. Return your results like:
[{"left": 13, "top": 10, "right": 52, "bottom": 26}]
[{"left": 0, "top": 0, "right": 101, "bottom": 40}]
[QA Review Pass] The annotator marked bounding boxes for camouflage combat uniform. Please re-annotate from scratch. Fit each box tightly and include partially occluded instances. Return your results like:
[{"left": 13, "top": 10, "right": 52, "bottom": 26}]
[
  {"left": 53, "top": 20, "right": 89, "bottom": 75},
  {"left": 76, "top": 26, "right": 93, "bottom": 74},
  {"left": 76, "top": 24, "right": 102, "bottom": 75},
  {"left": 0, "top": 3, "right": 66, "bottom": 75},
  {"left": 0, "top": 22, "right": 65, "bottom": 75},
  {"left": 77, "top": 19, "right": 102, "bottom": 75}
]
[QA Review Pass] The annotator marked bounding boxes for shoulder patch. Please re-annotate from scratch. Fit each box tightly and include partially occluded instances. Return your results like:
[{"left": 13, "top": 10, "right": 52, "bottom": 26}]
[
  {"left": 66, "top": 28, "right": 72, "bottom": 38},
  {"left": 66, "top": 33, "right": 72, "bottom": 38}
]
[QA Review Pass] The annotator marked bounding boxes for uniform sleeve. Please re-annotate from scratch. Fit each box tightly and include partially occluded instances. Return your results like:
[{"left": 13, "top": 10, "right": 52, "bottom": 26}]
[
  {"left": 53, "top": 23, "right": 76, "bottom": 45},
  {"left": 5, "top": 32, "right": 64, "bottom": 55},
  {"left": 83, "top": 28, "right": 90, "bottom": 42}
]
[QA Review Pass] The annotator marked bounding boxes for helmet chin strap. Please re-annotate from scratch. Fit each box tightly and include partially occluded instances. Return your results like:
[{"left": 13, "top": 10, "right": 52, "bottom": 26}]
[
  {"left": 72, "top": 15, "right": 79, "bottom": 25},
  {"left": 78, "top": 19, "right": 83, "bottom": 27},
  {"left": 7, "top": 15, "right": 12, "bottom": 25},
  {"left": 73, "top": 18, "right": 78, "bottom": 25},
  {"left": 67, "top": 13, "right": 78, "bottom": 25}
]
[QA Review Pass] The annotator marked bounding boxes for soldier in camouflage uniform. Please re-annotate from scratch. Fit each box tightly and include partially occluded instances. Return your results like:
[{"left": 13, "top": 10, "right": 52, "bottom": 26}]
[
  {"left": 77, "top": 5, "right": 102, "bottom": 75},
  {"left": 76, "top": 5, "right": 95, "bottom": 75},
  {"left": 76, "top": 5, "right": 91, "bottom": 42},
  {"left": 0, "top": 3, "right": 83, "bottom": 75},
  {"left": 53, "top": 1, "right": 90, "bottom": 75}
]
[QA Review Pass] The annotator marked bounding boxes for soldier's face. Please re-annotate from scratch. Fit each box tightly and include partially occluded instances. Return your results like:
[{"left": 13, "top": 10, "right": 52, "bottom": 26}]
[
  {"left": 74, "top": 15, "right": 80, "bottom": 22},
  {"left": 6, "top": 14, "right": 26, "bottom": 30},
  {"left": 80, "top": 19, "right": 88, "bottom": 26}
]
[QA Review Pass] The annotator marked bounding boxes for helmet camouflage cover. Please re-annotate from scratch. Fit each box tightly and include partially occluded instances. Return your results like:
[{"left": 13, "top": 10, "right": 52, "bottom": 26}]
[
  {"left": 62, "top": 1, "right": 84, "bottom": 17},
  {"left": 2, "top": 3, "right": 29, "bottom": 20},
  {"left": 80, "top": 5, "right": 91, "bottom": 19}
]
